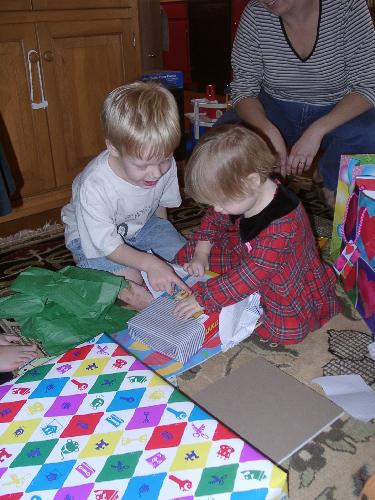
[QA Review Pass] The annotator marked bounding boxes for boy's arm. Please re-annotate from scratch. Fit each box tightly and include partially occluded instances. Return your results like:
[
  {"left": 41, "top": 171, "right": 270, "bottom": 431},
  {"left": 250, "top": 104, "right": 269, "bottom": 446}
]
[
  {"left": 155, "top": 206, "right": 167, "bottom": 219},
  {"left": 109, "top": 243, "right": 189, "bottom": 294}
]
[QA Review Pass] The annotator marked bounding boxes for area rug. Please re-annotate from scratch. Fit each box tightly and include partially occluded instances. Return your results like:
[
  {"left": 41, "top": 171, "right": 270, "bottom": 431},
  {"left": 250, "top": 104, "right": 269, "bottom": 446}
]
[{"left": 0, "top": 182, "right": 374, "bottom": 500}]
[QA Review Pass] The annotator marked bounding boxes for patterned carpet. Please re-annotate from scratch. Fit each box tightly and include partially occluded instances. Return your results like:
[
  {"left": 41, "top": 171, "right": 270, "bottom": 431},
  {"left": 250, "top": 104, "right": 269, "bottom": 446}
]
[{"left": 0, "top": 179, "right": 374, "bottom": 499}]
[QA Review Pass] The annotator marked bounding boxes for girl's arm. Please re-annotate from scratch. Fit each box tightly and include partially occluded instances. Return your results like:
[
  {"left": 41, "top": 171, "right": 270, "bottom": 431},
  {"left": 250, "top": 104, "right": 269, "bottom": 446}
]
[
  {"left": 192, "top": 231, "right": 292, "bottom": 312},
  {"left": 184, "top": 240, "right": 212, "bottom": 277},
  {"left": 194, "top": 207, "right": 232, "bottom": 242}
]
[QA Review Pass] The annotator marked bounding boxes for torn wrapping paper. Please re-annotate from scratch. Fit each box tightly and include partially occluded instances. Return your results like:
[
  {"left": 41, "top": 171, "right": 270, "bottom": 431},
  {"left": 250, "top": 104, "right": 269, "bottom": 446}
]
[
  {"left": 142, "top": 264, "right": 263, "bottom": 351},
  {"left": 219, "top": 292, "right": 263, "bottom": 351},
  {"left": 312, "top": 374, "right": 375, "bottom": 422},
  {"left": 0, "top": 266, "right": 136, "bottom": 355},
  {"left": 127, "top": 297, "right": 205, "bottom": 363}
]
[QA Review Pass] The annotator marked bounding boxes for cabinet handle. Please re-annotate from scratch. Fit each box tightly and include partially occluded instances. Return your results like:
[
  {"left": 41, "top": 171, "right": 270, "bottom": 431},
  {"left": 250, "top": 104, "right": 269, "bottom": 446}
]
[
  {"left": 133, "top": 32, "right": 136, "bottom": 48},
  {"left": 43, "top": 51, "right": 54, "bottom": 62},
  {"left": 147, "top": 53, "right": 156, "bottom": 58},
  {"left": 27, "top": 50, "right": 48, "bottom": 110}
]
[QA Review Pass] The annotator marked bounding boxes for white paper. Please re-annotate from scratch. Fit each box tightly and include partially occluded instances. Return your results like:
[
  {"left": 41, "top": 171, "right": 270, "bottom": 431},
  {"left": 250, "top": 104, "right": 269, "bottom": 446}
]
[
  {"left": 219, "top": 293, "right": 262, "bottom": 351},
  {"left": 312, "top": 374, "right": 375, "bottom": 422},
  {"left": 368, "top": 341, "right": 375, "bottom": 360}
]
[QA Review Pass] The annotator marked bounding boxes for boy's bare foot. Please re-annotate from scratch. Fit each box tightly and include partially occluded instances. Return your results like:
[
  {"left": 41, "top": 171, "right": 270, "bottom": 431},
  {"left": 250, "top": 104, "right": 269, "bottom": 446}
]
[
  {"left": 118, "top": 281, "right": 153, "bottom": 311},
  {"left": 0, "top": 344, "right": 38, "bottom": 372}
]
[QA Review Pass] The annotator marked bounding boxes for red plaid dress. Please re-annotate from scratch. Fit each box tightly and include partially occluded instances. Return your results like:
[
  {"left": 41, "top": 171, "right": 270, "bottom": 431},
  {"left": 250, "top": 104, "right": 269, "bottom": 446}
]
[{"left": 174, "top": 200, "right": 341, "bottom": 345}]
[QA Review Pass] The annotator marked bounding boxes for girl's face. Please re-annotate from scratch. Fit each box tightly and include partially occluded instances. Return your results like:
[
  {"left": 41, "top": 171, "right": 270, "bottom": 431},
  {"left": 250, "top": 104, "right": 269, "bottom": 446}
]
[
  {"left": 213, "top": 192, "right": 261, "bottom": 218},
  {"left": 212, "top": 173, "right": 263, "bottom": 218}
]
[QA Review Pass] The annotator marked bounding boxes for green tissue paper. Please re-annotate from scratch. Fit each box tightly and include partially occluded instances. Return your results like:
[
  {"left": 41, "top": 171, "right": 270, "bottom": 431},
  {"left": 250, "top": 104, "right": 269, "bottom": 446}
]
[{"left": 0, "top": 266, "right": 136, "bottom": 355}]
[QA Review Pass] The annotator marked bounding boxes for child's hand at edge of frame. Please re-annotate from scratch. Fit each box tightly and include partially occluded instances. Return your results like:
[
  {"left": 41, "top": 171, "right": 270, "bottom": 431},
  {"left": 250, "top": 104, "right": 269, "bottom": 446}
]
[{"left": 173, "top": 294, "right": 204, "bottom": 320}]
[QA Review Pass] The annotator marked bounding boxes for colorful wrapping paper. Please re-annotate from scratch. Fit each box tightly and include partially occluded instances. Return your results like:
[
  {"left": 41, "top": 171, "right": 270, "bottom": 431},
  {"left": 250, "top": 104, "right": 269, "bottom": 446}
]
[{"left": 0, "top": 334, "right": 288, "bottom": 499}]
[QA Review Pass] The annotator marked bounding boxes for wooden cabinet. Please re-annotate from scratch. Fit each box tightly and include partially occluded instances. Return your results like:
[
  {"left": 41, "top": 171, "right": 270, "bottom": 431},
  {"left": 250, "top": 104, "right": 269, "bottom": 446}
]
[
  {"left": 0, "top": 3, "right": 141, "bottom": 224},
  {"left": 138, "top": 0, "right": 163, "bottom": 72}
]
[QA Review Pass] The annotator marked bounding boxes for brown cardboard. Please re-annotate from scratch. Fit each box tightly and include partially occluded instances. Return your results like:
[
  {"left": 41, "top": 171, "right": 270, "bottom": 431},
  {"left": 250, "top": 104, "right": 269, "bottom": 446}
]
[{"left": 194, "top": 357, "right": 343, "bottom": 464}]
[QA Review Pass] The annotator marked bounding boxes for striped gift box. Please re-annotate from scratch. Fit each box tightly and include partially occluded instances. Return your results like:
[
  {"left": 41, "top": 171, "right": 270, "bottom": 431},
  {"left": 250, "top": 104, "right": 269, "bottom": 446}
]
[{"left": 127, "top": 297, "right": 205, "bottom": 363}]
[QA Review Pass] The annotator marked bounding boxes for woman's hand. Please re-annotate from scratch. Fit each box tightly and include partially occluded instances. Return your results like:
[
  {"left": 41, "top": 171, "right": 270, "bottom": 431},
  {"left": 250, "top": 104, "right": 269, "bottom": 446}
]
[
  {"left": 287, "top": 124, "right": 324, "bottom": 176},
  {"left": 267, "top": 127, "right": 288, "bottom": 175},
  {"left": 174, "top": 294, "right": 204, "bottom": 320},
  {"left": 183, "top": 251, "right": 209, "bottom": 277}
]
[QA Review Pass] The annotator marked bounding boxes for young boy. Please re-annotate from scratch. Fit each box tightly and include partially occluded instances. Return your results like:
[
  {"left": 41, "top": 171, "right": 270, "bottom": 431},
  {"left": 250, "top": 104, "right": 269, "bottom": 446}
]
[
  {"left": 62, "top": 81, "right": 189, "bottom": 309},
  {"left": 173, "top": 124, "right": 341, "bottom": 345}
]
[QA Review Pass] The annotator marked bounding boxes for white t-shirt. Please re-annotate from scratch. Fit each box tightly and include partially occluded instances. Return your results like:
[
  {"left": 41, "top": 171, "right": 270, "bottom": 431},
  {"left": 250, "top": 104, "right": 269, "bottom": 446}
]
[{"left": 61, "top": 150, "right": 182, "bottom": 258}]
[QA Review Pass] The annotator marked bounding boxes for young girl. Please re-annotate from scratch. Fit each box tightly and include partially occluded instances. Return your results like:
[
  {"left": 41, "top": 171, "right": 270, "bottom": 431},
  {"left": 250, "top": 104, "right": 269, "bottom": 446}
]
[{"left": 173, "top": 124, "right": 341, "bottom": 345}]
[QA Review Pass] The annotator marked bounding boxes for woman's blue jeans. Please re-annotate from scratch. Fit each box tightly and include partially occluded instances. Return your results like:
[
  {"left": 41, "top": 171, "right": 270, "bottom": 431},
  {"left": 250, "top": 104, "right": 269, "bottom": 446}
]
[{"left": 216, "top": 91, "right": 375, "bottom": 191}]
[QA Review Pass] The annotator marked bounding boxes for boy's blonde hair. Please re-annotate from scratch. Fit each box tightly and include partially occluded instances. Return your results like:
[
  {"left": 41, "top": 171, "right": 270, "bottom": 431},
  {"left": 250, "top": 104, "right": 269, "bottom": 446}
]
[
  {"left": 185, "top": 124, "right": 275, "bottom": 204},
  {"left": 101, "top": 81, "right": 180, "bottom": 159}
]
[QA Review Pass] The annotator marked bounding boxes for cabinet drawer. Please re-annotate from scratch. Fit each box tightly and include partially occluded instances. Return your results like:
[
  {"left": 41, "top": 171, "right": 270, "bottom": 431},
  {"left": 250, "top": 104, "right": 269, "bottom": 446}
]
[
  {"left": 161, "top": 1, "right": 187, "bottom": 19},
  {"left": 32, "top": 0, "right": 132, "bottom": 9}
]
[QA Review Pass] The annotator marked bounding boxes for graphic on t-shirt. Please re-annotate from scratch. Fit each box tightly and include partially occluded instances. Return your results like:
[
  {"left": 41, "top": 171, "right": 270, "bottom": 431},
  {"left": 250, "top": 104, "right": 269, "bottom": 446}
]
[{"left": 117, "top": 223, "right": 129, "bottom": 242}]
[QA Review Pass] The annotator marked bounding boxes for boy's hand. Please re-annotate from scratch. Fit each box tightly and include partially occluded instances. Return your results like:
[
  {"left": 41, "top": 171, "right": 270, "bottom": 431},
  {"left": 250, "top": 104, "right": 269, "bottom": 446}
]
[
  {"left": 174, "top": 294, "right": 204, "bottom": 320},
  {"left": 146, "top": 255, "right": 190, "bottom": 295},
  {"left": 183, "top": 252, "right": 209, "bottom": 277}
]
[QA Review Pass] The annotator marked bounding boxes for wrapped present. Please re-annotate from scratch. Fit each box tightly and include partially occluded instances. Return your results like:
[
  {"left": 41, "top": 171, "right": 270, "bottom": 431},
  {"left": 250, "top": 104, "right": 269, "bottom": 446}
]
[{"left": 127, "top": 297, "right": 205, "bottom": 363}]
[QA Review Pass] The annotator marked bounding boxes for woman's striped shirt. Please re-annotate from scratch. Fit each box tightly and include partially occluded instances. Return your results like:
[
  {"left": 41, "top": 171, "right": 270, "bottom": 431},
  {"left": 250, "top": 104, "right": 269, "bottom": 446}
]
[{"left": 231, "top": 0, "right": 375, "bottom": 106}]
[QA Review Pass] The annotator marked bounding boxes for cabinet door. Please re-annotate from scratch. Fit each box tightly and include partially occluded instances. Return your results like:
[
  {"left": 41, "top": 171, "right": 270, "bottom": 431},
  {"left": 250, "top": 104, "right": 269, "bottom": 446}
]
[
  {"left": 138, "top": 0, "right": 163, "bottom": 72},
  {"left": 37, "top": 17, "right": 141, "bottom": 187},
  {"left": 0, "top": 23, "right": 55, "bottom": 199}
]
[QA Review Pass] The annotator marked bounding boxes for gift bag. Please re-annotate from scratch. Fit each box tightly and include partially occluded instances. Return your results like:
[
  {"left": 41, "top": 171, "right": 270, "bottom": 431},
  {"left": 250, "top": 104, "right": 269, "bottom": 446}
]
[
  {"left": 333, "top": 174, "right": 375, "bottom": 334},
  {"left": 331, "top": 154, "right": 375, "bottom": 260}
]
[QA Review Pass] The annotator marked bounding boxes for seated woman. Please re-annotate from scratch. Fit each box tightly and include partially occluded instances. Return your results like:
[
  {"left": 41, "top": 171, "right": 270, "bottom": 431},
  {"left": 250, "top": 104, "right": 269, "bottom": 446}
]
[{"left": 225, "top": 0, "right": 375, "bottom": 206}]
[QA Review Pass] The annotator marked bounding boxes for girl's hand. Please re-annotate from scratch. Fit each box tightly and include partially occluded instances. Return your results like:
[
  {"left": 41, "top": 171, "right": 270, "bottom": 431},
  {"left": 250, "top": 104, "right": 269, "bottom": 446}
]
[
  {"left": 174, "top": 294, "right": 204, "bottom": 320},
  {"left": 183, "top": 252, "right": 209, "bottom": 277}
]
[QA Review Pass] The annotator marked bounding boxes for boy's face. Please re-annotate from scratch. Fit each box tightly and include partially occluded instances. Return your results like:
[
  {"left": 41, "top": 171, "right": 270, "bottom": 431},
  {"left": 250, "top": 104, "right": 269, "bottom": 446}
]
[{"left": 107, "top": 142, "right": 173, "bottom": 188}]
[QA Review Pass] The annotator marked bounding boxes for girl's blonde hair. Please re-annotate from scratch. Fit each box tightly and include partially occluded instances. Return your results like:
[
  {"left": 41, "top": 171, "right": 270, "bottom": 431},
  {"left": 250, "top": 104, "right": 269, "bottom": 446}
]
[
  {"left": 101, "top": 81, "right": 180, "bottom": 159},
  {"left": 185, "top": 124, "right": 275, "bottom": 204}
]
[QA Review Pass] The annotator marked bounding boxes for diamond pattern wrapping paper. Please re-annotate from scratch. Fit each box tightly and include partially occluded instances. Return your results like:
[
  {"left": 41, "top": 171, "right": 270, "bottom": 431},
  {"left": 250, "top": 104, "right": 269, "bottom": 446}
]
[{"left": 0, "top": 334, "right": 288, "bottom": 499}]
